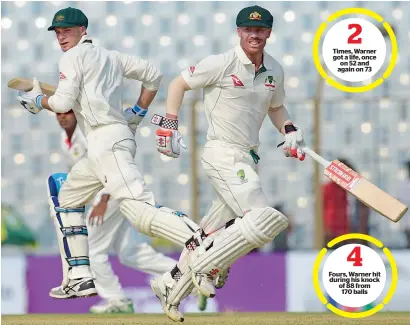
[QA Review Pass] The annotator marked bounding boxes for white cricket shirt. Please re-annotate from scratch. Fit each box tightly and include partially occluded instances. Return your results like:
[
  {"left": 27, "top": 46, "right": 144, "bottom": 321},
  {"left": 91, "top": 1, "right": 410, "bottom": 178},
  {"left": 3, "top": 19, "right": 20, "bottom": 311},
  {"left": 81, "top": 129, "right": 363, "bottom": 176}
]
[
  {"left": 60, "top": 125, "right": 88, "bottom": 170},
  {"left": 181, "top": 45, "right": 285, "bottom": 149},
  {"left": 49, "top": 35, "right": 162, "bottom": 137}
]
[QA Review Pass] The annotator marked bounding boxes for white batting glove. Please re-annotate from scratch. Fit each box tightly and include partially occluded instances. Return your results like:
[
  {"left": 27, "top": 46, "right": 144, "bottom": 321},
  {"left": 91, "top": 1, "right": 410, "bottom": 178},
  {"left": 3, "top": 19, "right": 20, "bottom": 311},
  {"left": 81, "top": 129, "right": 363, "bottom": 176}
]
[
  {"left": 17, "top": 77, "right": 45, "bottom": 114},
  {"left": 124, "top": 104, "right": 148, "bottom": 134},
  {"left": 282, "top": 124, "right": 306, "bottom": 161},
  {"left": 151, "top": 114, "right": 187, "bottom": 158}
]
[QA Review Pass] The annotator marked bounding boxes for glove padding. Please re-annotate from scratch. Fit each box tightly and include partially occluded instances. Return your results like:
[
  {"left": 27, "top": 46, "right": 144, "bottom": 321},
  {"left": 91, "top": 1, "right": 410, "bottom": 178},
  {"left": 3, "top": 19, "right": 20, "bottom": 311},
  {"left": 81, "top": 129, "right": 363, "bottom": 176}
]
[
  {"left": 17, "top": 77, "right": 44, "bottom": 114},
  {"left": 123, "top": 105, "right": 147, "bottom": 134},
  {"left": 282, "top": 128, "right": 306, "bottom": 161},
  {"left": 156, "top": 128, "right": 187, "bottom": 158}
]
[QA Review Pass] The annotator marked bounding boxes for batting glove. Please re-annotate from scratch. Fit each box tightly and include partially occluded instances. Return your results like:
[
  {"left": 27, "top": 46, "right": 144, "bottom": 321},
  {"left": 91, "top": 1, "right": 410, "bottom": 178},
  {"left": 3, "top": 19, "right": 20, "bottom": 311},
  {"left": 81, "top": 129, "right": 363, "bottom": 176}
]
[
  {"left": 282, "top": 124, "right": 306, "bottom": 161},
  {"left": 124, "top": 104, "right": 148, "bottom": 134},
  {"left": 17, "top": 77, "right": 45, "bottom": 114},
  {"left": 151, "top": 114, "right": 187, "bottom": 158}
]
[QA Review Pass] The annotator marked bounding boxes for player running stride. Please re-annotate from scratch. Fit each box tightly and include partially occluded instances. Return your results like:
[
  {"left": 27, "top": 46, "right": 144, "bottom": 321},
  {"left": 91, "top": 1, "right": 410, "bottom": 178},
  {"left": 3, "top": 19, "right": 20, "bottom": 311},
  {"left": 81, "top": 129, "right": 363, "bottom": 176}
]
[
  {"left": 50, "top": 110, "right": 177, "bottom": 313},
  {"left": 151, "top": 5, "right": 306, "bottom": 321},
  {"left": 16, "top": 7, "right": 206, "bottom": 299}
]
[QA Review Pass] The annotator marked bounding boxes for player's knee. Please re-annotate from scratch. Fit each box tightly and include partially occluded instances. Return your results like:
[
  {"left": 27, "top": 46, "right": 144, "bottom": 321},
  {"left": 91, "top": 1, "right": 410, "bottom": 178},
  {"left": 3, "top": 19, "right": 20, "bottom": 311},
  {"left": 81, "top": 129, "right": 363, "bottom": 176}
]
[
  {"left": 237, "top": 207, "right": 289, "bottom": 246},
  {"left": 120, "top": 200, "right": 155, "bottom": 236}
]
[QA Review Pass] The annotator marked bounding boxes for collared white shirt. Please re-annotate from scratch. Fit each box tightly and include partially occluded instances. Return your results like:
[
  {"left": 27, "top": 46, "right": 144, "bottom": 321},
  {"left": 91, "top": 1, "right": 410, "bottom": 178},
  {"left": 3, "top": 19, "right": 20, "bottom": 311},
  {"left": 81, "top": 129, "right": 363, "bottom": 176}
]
[
  {"left": 60, "top": 125, "right": 88, "bottom": 170},
  {"left": 181, "top": 45, "right": 285, "bottom": 149},
  {"left": 49, "top": 35, "right": 162, "bottom": 137}
]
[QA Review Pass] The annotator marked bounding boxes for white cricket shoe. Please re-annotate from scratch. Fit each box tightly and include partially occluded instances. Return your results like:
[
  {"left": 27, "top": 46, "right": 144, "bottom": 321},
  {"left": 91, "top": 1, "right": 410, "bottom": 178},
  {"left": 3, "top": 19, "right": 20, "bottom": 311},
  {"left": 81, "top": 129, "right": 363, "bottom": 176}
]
[
  {"left": 89, "top": 299, "right": 134, "bottom": 314},
  {"left": 49, "top": 285, "right": 69, "bottom": 299},
  {"left": 150, "top": 276, "right": 184, "bottom": 322},
  {"left": 191, "top": 272, "right": 215, "bottom": 298},
  {"left": 49, "top": 278, "right": 97, "bottom": 299}
]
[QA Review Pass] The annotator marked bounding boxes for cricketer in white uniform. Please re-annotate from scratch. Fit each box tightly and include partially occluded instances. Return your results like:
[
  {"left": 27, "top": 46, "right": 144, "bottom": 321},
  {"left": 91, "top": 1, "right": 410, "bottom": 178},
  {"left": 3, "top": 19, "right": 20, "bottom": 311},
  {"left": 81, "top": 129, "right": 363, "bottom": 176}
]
[
  {"left": 17, "top": 7, "right": 206, "bottom": 299},
  {"left": 150, "top": 5, "right": 306, "bottom": 321},
  {"left": 52, "top": 110, "right": 177, "bottom": 313}
]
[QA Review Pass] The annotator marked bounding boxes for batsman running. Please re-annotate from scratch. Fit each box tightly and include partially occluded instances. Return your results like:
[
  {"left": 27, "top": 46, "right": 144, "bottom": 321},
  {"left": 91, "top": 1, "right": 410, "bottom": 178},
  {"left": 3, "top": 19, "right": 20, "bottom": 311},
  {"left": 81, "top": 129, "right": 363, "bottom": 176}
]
[
  {"left": 16, "top": 7, "right": 207, "bottom": 299},
  {"left": 151, "top": 5, "right": 306, "bottom": 321},
  {"left": 50, "top": 109, "right": 180, "bottom": 313}
]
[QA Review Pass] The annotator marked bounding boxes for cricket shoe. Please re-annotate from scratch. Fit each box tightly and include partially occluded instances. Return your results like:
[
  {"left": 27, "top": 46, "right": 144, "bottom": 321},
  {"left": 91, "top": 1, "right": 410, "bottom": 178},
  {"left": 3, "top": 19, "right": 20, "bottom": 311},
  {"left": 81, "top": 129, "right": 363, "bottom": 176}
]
[
  {"left": 89, "top": 299, "right": 134, "bottom": 314},
  {"left": 50, "top": 278, "right": 97, "bottom": 299},
  {"left": 191, "top": 271, "right": 215, "bottom": 298},
  {"left": 49, "top": 285, "right": 70, "bottom": 299},
  {"left": 150, "top": 276, "right": 184, "bottom": 322},
  {"left": 215, "top": 267, "right": 230, "bottom": 289}
]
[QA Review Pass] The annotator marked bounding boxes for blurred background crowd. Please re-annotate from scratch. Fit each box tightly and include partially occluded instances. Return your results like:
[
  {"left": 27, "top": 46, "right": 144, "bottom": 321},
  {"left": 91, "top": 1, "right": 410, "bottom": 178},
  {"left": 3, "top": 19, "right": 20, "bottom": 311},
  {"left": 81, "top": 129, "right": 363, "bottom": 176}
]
[{"left": 1, "top": 0, "right": 409, "bottom": 253}]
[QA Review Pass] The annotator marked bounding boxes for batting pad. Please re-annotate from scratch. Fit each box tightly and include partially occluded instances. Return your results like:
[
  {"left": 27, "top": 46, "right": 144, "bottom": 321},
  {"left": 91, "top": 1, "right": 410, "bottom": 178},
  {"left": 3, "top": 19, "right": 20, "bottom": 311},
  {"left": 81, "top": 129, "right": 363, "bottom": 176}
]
[
  {"left": 167, "top": 268, "right": 195, "bottom": 305},
  {"left": 120, "top": 200, "right": 199, "bottom": 247},
  {"left": 48, "top": 173, "right": 92, "bottom": 281},
  {"left": 191, "top": 207, "right": 289, "bottom": 274}
]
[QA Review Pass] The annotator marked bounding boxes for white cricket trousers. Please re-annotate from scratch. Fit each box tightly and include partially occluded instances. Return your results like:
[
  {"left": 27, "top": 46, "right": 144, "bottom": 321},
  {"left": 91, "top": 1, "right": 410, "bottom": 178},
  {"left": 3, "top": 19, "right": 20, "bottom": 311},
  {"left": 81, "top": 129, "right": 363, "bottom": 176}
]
[
  {"left": 56, "top": 123, "right": 154, "bottom": 281},
  {"left": 58, "top": 123, "right": 154, "bottom": 207},
  {"left": 199, "top": 140, "right": 270, "bottom": 234},
  {"left": 87, "top": 197, "right": 176, "bottom": 301}
]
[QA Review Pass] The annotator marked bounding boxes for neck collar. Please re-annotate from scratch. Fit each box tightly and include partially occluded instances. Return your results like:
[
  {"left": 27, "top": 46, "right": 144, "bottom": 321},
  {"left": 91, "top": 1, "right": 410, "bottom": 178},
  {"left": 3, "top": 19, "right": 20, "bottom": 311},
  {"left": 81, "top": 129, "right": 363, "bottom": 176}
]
[
  {"left": 79, "top": 35, "right": 93, "bottom": 45},
  {"left": 235, "top": 45, "right": 272, "bottom": 70}
]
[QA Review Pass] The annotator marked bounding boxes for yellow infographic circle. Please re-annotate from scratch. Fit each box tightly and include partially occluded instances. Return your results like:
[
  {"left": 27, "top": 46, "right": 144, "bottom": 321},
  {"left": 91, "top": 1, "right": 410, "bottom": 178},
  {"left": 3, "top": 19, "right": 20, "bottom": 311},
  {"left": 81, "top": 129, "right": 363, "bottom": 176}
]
[
  {"left": 312, "top": 233, "right": 398, "bottom": 318},
  {"left": 312, "top": 8, "right": 398, "bottom": 93}
]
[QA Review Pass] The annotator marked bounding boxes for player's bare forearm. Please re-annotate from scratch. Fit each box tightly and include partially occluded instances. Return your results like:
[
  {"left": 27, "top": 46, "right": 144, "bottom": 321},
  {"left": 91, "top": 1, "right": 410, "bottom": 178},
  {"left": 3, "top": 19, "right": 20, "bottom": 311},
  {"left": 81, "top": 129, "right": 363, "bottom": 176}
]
[
  {"left": 137, "top": 86, "right": 157, "bottom": 109},
  {"left": 100, "top": 194, "right": 111, "bottom": 204},
  {"left": 40, "top": 96, "right": 54, "bottom": 112},
  {"left": 166, "top": 76, "right": 191, "bottom": 119},
  {"left": 267, "top": 104, "right": 292, "bottom": 134}
]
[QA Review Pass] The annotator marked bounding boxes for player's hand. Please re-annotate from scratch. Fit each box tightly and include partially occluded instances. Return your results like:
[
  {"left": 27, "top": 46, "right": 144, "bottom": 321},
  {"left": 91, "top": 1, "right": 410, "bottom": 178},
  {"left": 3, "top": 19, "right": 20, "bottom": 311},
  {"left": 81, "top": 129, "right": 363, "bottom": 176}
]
[
  {"left": 17, "top": 77, "right": 45, "bottom": 114},
  {"left": 151, "top": 114, "right": 187, "bottom": 158},
  {"left": 282, "top": 124, "right": 306, "bottom": 161},
  {"left": 123, "top": 104, "right": 148, "bottom": 134},
  {"left": 88, "top": 196, "right": 109, "bottom": 226}
]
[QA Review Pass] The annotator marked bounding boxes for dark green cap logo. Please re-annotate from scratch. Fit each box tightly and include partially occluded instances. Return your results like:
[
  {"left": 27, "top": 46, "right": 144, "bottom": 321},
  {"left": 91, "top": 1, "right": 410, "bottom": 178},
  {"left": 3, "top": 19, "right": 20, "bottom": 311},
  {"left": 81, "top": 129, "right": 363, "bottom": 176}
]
[{"left": 249, "top": 11, "right": 262, "bottom": 21}]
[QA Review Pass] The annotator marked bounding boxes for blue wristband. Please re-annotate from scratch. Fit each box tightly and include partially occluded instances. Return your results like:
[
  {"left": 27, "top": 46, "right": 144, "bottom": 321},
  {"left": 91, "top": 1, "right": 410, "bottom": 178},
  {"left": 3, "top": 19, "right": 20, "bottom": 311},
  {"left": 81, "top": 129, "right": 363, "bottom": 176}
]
[
  {"left": 36, "top": 95, "right": 45, "bottom": 109},
  {"left": 131, "top": 104, "right": 148, "bottom": 117}
]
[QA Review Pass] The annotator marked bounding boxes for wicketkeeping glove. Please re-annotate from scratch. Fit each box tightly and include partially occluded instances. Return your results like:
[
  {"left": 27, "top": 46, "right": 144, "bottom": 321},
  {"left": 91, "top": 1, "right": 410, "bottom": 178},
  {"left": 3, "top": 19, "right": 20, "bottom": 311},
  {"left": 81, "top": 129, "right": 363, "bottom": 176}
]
[
  {"left": 151, "top": 114, "right": 187, "bottom": 158},
  {"left": 17, "top": 77, "right": 45, "bottom": 114},
  {"left": 282, "top": 124, "right": 306, "bottom": 161},
  {"left": 123, "top": 104, "right": 148, "bottom": 134}
]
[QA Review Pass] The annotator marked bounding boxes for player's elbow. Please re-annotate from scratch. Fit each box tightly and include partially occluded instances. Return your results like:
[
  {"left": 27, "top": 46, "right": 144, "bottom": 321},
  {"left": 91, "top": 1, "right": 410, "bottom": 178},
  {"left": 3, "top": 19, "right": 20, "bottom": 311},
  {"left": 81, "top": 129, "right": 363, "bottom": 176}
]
[
  {"left": 171, "top": 75, "right": 191, "bottom": 92},
  {"left": 48, "top": 94, "right": 77, "bottom": 113},
  {"left": 142, "top": 71, "right": 163, "bottom": 91}
]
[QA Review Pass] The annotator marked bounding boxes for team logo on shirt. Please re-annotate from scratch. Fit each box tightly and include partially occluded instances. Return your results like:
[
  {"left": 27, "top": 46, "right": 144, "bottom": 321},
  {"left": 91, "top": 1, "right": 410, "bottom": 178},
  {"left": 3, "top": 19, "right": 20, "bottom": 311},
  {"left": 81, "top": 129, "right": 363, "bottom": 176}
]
[
  {"left": 72, "top": 145, "right": 79, "bottom": 157},
  {"left": 264, "top": 76, "right": 276, "bottom": 90},
  {"left": 59, "top": 72, "right": 67, "bottom": 80},
  {"left": 249, "top": 11, "right": 262, "bottom": 21},
  {"left": 237, "top": 169, "right": 247, "bottom": 183},
  {"left": 189, "top": 65, "right": 196, "bottom": 76},
  {"left": 231, "top": 74, "right": 245, "bottom": 88}
]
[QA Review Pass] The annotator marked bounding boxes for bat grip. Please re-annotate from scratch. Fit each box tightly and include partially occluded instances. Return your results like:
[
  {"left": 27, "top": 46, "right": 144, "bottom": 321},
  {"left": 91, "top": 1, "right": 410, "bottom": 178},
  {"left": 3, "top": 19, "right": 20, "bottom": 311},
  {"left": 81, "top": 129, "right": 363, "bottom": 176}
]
[
  {"left": 277, "top": 141, "right": 331, "bottom": 167},
  {"left": 302, "top": 147, "right": 331, "bottom": 167}
]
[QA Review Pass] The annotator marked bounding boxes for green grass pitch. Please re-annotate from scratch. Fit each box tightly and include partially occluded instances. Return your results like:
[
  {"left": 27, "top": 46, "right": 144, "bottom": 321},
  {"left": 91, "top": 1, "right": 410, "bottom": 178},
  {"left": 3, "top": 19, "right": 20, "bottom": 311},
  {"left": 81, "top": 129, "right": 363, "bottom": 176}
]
[{"left": 3, "top": 313, "right": 410, "bottom": 325}]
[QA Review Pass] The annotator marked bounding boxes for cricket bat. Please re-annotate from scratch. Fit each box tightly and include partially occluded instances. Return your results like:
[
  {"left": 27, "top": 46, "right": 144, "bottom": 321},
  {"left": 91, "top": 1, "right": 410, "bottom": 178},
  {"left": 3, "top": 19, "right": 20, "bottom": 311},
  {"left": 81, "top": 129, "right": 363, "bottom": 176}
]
[
  {"left": 278, "top": 142, "right": 408, "bottom": 223},
  {"left": 7, "top": 77, "right": 56, "bottom": 96}
]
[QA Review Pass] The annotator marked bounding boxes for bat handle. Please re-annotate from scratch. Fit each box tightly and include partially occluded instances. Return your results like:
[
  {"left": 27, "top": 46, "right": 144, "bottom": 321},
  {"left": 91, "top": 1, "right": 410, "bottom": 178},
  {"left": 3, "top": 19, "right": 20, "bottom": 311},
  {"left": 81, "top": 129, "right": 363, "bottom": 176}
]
[
  {"left": 277, "top": 141, "right": 331, "bottom": 167},
  {"left": 302, "top": 147, "right": 331, "bottom": 167}
]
